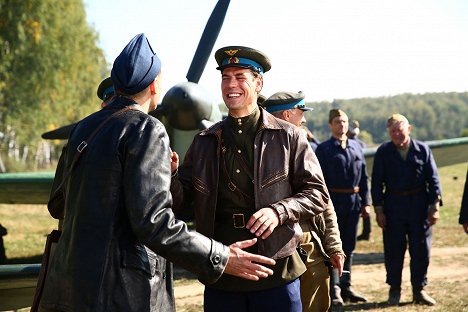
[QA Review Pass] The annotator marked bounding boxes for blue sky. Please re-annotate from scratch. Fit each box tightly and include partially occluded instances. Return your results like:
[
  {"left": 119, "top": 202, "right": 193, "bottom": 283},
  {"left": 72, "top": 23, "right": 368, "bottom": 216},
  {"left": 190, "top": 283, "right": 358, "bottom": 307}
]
[{"left": 84, "top": 0, "right": 468, "bottom": 102}]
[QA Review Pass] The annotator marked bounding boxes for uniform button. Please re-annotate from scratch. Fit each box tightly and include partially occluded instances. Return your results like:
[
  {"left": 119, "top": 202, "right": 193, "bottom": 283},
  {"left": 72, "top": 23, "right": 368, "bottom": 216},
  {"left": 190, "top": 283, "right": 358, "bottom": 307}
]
[
  {"left": 236, "top": 169, "right": 240, "bottom": 173},
  {"left": 213, "top": 255, "right": 221, "bottom": 264},
  {"left": 237, "top": 149, "right": 241, "bottom": 153},
  {"left": 238, "top": 130, "right": 242, "bottom": 134}
]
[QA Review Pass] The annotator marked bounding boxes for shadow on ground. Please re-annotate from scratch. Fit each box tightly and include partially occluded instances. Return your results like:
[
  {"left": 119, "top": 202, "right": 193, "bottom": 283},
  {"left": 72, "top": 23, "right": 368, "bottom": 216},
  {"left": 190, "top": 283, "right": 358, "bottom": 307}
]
[
  {"left": 340, "top": 300, "right": 414, "bottom": 311},
  {"left": 353, "top": 252, "right": 384, "bottom": 265}
]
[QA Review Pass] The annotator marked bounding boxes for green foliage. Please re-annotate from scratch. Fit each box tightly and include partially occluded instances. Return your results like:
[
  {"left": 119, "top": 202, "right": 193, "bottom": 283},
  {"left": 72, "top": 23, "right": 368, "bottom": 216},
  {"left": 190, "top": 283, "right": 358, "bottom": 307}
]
[
  {"left": 0, "top": 0, "right": 107, "bottom": 151},
  {"left": 306, "top": 92, "right": 468, "bottom": 145}
]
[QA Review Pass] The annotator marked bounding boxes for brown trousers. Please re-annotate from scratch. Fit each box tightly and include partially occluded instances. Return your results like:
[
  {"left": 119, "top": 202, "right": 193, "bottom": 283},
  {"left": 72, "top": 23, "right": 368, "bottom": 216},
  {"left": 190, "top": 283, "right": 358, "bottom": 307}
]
[{"left": 300, "top": 231, "right": 331, "bottom": 312}]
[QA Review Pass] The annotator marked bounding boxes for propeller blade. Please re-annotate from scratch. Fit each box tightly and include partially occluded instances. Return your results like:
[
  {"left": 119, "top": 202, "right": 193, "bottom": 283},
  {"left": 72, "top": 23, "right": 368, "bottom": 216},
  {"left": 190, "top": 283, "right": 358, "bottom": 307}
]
[
  {"left": 186, "top": 0, "right": 231, "bottom": 83},
  {"left": 41, "top": 123, "right": 77, "bottom": 140}
]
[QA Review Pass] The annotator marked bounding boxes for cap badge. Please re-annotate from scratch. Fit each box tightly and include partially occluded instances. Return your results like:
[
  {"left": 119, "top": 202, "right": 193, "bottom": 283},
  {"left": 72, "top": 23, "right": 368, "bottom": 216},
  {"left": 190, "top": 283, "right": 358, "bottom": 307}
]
[
  {"left": 224, "top": 49, "right": 239, "bottom": 56},
  {"left": 227, "top": 57, "right": 239, "bottom": 64}
]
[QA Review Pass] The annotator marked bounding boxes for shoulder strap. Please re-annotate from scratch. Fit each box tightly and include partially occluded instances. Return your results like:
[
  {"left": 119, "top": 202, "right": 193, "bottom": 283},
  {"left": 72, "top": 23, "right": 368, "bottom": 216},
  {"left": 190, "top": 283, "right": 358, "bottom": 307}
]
[{"left": 54, "top": 106, "right": 135, "bottom": 192}]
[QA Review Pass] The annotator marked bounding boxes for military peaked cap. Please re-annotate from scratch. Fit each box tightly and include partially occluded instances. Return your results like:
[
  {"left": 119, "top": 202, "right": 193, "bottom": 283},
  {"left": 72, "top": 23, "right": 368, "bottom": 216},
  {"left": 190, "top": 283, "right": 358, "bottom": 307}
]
[
  {"left": 262, "top": 91, "right": 312, "bottom": 113},
  {"left": 96, "top": 77, "right": 114, "bottom": 101},
  {"left": 215, "top": 46, "right": 271, "bottom": 75}
]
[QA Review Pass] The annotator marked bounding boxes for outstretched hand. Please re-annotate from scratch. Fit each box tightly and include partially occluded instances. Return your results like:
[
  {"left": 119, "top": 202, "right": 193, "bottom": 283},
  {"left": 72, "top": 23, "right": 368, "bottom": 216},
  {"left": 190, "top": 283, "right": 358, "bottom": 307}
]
[{"left": 224, "top": 238, "right": 276, "bottom": 281}]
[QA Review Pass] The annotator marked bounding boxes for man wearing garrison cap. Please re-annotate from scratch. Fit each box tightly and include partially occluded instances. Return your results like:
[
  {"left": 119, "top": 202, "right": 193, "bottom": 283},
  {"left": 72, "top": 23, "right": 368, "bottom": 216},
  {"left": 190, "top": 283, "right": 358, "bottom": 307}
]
[
  {"left": 171, "top": 47, "right": 330, "bottom": 312},
  {"left": 372, "top": 114, "right": 442, "bottom": 306},
  {"left": 264, "top": 92, "right": 345, "bottom": 312},
  {"left": 315, "top": 109, "right": 371, "bottom": 308},
  {"left": 40, "top": 35, "right": 275, "bottom": 312}
]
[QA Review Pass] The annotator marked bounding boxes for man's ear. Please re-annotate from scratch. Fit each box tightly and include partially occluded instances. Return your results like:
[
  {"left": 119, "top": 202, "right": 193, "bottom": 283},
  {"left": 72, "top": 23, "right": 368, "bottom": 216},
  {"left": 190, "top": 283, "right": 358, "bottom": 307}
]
[{"left": 149, "top": 82, "right": 156, "bottom": 95}]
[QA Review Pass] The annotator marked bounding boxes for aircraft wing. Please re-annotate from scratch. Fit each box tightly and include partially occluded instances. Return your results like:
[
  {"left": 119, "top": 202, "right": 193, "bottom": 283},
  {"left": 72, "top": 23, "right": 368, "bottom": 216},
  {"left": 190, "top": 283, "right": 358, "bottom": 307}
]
[
  {"left": 0, "top": 264, "right": 40, "bottom": 310},
  {"left": 364, "top": 137, "right": 468, "bottom": 176}
]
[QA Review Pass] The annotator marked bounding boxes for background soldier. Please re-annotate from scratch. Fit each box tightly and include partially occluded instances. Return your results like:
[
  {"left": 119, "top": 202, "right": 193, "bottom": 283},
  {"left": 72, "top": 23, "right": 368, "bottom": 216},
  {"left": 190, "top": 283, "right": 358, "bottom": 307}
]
[
  {"left": 372, "top": 114, "right": 442, "bottom": 306},
  {"left": 316, "top": 109, "right": 370, "bottom": 308},
  {"left": 262, "top": 91, "right": 345, "bottom": 312}
]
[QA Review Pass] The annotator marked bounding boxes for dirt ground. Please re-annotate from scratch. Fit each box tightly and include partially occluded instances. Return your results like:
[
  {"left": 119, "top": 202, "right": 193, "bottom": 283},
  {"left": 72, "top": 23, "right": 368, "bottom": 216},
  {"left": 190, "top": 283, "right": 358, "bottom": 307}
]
[{"left": 173, "top": 246, "right": 468, "bottom": 312}]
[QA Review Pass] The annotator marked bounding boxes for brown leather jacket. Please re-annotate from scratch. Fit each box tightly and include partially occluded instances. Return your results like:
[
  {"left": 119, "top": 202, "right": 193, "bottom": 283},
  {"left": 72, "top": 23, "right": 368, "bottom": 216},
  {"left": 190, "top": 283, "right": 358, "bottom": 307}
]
[
  {"left": 300, "top": 201, "right": 344, "bottom": 265},
  {"left": 171, "top": 109, "right": 329, "bottom": 259}
]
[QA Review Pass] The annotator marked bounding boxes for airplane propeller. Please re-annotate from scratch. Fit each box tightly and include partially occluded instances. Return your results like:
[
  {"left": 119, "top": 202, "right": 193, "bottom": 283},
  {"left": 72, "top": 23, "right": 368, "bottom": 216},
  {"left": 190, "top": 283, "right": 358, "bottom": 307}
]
[{"left": 42, "top": 0, "right": 231, "bottom": 140}]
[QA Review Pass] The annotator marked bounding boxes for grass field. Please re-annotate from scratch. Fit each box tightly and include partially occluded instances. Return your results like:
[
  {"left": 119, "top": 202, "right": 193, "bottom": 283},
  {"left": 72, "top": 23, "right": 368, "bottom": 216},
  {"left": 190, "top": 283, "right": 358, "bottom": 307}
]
[{"left": 1, "top": 162, "right": 467, "bottom": 311}]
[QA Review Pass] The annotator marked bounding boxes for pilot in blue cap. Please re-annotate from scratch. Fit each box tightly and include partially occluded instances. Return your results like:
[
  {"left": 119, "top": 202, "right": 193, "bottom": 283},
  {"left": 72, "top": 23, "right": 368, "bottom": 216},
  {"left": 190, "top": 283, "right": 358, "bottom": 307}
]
[
  {"left": 261, "top": 91, "right": 313, "bottom": 113},
  {"left": 111, "top": 33, "right": 161, "bottom": 95}
]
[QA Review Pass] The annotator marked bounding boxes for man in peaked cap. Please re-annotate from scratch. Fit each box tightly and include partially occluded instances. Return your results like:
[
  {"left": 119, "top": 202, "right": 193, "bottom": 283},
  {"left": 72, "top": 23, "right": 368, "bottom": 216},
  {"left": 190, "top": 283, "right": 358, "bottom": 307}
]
[
  {"left": 315, "top": 109, "right": 371, "bottom": 308},
  {"left": 40, "top": 35, "right": 275, "bottom": 312},
  {"left": 171, "top": 46, "right": 330, "bottom": 312},
  {"left": 372, "top": 114, "right": 441, "bottom": 306},
  {"left": 264, "top": 92, "right": 345, "bottom": 312}
]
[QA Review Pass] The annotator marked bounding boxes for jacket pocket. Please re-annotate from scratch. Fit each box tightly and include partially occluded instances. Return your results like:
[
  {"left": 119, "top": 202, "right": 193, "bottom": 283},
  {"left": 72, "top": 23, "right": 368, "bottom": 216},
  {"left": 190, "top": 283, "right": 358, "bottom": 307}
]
[
  {"left": 192, "top": 176, "right": 210, "bottom": 196},
  {"left": 261, "top": 169, "right": 288, "bottom": 189},
  {"left": 121, "top": 244, "right": 163, "bottom": 278}
]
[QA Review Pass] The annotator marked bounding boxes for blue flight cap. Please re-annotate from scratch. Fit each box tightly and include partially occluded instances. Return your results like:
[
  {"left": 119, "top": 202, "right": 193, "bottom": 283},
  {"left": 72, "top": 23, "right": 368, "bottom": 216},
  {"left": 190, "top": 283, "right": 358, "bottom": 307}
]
[
  {"left": 262, "top": 91, "right": 313, "bottom": 113},
  {"left": 111, "top": 33, "right": 161, "bottom": 95}
]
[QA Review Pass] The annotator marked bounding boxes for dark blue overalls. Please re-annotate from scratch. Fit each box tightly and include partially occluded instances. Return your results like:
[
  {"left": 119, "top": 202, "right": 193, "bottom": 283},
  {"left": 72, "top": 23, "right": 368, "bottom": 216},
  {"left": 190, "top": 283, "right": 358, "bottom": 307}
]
[
  {"left": 371, "top": 139, "right": 441, "bottom": 288},
  {"left": 316, "top": 137, "right": 370, "bottom": 288}
]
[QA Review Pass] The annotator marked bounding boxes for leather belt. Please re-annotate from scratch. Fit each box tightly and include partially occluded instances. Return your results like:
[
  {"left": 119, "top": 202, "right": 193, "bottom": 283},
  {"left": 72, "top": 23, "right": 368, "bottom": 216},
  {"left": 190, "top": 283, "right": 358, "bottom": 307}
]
[
  {"left": 329, "top": 187, "right": 360, "bottom": 194},
  {"left": 386, "top": 187, "right": 424, "bottom": 196}
]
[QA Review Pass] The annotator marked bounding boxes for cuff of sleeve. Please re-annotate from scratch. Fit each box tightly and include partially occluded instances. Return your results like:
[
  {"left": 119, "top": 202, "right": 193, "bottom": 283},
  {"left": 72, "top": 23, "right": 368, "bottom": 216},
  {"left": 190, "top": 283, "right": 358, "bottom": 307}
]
[
  {"left": 204, "top": 240, "right": 229, "bottom": 284},
  {"left": 374, "top": 205, "right": 384, "bottom": 214},
  {"left": 270, "top": 203, "right": 287, "bottom": 225}
]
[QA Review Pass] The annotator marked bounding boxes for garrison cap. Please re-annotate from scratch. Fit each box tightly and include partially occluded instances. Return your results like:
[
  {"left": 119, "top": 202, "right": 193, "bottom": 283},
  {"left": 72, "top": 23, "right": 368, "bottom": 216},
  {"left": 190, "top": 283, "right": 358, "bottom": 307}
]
[
  {"left": 262, "top": 91, "right": 312, "bottom": 113},
  {"left": 96, "top": 77, "right": 114, "bottom": 102},
  {"left": 215, "top": 46, "right": 271, "bottom": 75},
  {"left": 329, "top": 109, "right": 348, "bottom": 123},
  {"left": 387, "top": 114, "right": 409, "bottom": 127},
  {"left": 111, "top": 33, "right": 161, "bottom": 95}
]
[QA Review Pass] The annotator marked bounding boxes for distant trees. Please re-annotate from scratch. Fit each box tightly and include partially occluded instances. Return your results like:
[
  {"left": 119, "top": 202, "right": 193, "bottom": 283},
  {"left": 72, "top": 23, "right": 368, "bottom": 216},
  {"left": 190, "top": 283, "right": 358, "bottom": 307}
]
[
  {"left": 306, "top": 92, "right": 468, "bottom": 146},
  {"left": 0, "top": 0, "right": 107, "bottom": 170}
]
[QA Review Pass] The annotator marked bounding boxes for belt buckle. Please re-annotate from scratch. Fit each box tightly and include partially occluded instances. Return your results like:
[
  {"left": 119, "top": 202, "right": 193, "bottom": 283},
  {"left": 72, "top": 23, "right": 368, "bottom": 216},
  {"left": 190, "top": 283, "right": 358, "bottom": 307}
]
[{"left": 233, "top": 214, "right": 245, "bottom": 228}]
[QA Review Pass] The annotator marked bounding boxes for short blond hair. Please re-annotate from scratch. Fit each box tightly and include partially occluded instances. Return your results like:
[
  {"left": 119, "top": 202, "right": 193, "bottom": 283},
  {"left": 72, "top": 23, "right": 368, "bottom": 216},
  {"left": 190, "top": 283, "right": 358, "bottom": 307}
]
[{"left": 387, "top": 114, "right": 409, "bottom": 128}]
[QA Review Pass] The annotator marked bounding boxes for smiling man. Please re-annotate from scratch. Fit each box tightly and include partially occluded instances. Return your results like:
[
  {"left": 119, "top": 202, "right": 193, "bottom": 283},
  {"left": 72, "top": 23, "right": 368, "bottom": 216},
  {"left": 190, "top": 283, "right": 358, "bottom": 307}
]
[{"left": 170, "top": 46, "right": 330, "bottom": 312}]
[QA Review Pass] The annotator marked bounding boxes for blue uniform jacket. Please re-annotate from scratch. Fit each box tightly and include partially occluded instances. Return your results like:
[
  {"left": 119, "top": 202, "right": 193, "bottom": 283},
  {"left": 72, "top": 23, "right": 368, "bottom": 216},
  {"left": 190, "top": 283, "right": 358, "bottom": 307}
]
[
  {"left": 371, "top": 139, "right": 442, "bottom": 208},
  {"left": 316, "top": 137, "right": 370, "bottom": 208}
]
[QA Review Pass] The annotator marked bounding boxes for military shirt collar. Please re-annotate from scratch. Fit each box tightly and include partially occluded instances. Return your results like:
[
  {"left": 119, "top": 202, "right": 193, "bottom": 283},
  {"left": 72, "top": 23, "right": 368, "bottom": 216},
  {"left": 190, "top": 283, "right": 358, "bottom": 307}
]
[{"left": 227, "top": 106, "right": 261, "bottom": 133}]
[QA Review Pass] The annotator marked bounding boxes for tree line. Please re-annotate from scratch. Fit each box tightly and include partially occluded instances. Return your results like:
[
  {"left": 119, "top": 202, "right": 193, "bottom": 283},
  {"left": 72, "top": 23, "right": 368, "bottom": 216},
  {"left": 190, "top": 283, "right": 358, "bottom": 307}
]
[
  {"left": 0, "top": 0, "right": 467, "bottom": 171},
  {"left": 305, "top": 92, "right": 468, "bottom": 146},
  {"left": 0, "top": 0, "right": 107, "bottom": 171}
]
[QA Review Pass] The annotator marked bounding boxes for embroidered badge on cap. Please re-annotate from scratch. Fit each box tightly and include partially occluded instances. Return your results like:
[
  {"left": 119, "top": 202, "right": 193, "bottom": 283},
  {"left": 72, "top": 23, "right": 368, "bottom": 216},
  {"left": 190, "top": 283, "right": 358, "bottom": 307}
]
[
  {"left": 228, "top": 57, "right": 239, "bottom": 64},
  {"left": 225, "top": 49, "right": 239, "bottom": 56}
]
